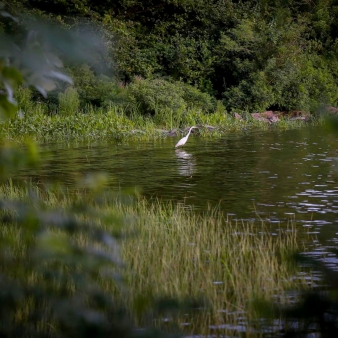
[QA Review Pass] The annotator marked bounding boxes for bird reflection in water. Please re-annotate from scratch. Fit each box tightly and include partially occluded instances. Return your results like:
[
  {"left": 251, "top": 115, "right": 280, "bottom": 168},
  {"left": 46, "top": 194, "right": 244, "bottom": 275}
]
[{"left": 175, "top": 149, "right": 196, "bottom": 177}]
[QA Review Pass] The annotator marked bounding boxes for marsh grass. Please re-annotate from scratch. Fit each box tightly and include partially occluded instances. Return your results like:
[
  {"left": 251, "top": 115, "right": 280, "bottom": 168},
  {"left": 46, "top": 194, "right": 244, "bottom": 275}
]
[
  {"left": 0, "top": 183, "right": 312, "bottom": 336},
  {"left": 120, "top": 200, "right": 310, "bottom": 335},
  {"left": 1, "top": 98, "right": 320, "bottom": 143}
]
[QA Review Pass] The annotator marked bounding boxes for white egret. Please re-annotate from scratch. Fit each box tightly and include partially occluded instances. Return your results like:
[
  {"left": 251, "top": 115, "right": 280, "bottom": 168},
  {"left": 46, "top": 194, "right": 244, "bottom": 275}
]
[{"left": 175, "top": 126, "right": 197, "bottom": 148}]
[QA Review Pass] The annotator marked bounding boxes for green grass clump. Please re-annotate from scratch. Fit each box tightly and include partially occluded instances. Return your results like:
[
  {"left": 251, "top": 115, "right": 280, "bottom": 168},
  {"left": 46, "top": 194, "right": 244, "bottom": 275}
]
[
  {"left": 14, "top": 86, "right": 35, "bottom": 114},
  {"left": 121, "top": 201, "right": 310, "bottom": 334},
  {"left": 58, "top": 87, "right": 80, "bottom": 116}
]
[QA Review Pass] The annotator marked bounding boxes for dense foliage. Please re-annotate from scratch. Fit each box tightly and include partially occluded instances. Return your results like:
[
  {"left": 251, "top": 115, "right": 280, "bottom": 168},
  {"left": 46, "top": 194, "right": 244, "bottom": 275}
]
[
  {"left": 6, "top": 0, "right": 338, "bottom": 113},
  {"left": 1, "top": 3, "right": 338, "bottom": 338}
]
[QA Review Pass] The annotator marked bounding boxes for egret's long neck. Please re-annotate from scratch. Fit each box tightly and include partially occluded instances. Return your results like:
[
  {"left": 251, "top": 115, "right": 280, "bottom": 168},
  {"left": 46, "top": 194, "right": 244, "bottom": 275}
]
[{"left": 187, "top": 127, "right": 194, "bottom": 137}]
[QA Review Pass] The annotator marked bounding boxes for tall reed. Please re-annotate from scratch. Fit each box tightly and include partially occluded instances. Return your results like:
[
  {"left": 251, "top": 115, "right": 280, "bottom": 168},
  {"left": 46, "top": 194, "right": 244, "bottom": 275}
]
[{"left": 118, "top": 200, "right": 309, "bottom": 335}]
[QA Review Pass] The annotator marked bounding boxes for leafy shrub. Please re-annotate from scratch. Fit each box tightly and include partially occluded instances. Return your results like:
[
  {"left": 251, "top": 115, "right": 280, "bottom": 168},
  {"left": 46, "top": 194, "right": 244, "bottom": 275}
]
[
  {"left": 112, "top": 77, "right": 216, "bottom": 120},
  {"left": 68, "top": 64, "right": 116, "bottom": 107},
  {"left": 178, "top": 81, "right": 217, "bottom": 113},
  {"left": 297, "top": 55, "right": 338, "bottom": 112},
  {"left": 236, "top": 54, "right": 338, "bottom": 113},
  {"left": 123, "top": 78, "right": 186, "bottom": 116}
]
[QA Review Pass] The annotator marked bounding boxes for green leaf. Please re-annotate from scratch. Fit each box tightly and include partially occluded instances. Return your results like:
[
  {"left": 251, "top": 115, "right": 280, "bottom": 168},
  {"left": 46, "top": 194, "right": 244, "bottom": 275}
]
[
  {"left": 0, "top": 94, "right": 17, "bottom": 120},
  {"left": 1, "top": 67, "right": 24, "bottom": 86}
]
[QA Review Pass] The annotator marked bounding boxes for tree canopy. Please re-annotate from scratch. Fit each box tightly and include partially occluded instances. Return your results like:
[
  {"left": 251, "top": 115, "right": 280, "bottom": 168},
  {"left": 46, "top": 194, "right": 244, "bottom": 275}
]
[{"left": 6, "top": 0, "right": 338, "bottom": 113}]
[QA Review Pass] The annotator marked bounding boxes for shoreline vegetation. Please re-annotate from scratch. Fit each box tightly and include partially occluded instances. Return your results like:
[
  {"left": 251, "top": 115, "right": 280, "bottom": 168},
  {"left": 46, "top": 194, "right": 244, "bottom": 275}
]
[
  {"left": 0, "top": 183, "right": 313, "bottom": 336},
  {"left": 1, "top": 84, "right": 326, "bottom": 144},
  {"left": 3, "top": 0, "right": 338, "bottom": 145},
  {"left": 3, "top": 1, "right": 338, "bottom": 138}
]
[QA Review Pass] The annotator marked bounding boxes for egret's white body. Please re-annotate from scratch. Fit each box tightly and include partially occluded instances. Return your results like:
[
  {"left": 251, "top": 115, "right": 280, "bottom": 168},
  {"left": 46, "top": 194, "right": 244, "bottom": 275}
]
[{"left": 175, "top": 126, "right": 197, "bottom": 148}]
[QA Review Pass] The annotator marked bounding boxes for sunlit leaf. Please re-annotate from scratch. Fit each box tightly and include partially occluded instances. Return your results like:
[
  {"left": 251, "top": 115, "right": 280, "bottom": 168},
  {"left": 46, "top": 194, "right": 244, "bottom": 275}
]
[{"left": 3, "top": 82, "right": 15, "bottom": 103}]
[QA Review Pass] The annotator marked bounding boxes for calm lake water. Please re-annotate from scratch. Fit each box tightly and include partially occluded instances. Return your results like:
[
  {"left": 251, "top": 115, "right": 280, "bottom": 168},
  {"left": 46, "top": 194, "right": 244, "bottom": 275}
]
[{"left": 18, "top": 125, "right": 338, "bottom": 247}]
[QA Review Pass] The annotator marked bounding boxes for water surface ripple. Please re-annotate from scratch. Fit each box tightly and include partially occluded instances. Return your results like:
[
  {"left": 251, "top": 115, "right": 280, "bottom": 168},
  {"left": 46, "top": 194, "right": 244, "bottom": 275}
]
[{"left": 18, "top": 126, "right": 338, "bottom": 245}]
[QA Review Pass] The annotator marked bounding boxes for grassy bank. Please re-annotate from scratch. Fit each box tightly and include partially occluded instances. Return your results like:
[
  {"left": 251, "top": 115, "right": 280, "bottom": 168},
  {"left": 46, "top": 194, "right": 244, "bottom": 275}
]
[
  {"left": 1, "top": 102, "right": 320, "bottom": 144},
  {"left": 0, "top": 183, "right": 312, "bottom": 336}
]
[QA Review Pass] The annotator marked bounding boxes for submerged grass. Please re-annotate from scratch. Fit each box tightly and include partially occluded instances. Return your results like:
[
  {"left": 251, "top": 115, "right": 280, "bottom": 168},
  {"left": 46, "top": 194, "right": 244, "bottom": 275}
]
[
  {"left": 0, "top": 102, "right": 321, "bottom": 143},
  {"left": 0, "top": 183, "right": 312, "bottom": 336}
]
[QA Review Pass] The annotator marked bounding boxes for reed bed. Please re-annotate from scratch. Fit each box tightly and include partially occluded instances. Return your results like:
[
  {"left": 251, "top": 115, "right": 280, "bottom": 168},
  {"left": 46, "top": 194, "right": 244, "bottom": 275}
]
[
  {"left": 0, "top": 184, "right": 311, "bottom": 336},
  {"left": 120, "top": 200, "right": 310, "bottom": 335},
  {"left": 1, "top": 104, "right": 319, "bottom": 144}
]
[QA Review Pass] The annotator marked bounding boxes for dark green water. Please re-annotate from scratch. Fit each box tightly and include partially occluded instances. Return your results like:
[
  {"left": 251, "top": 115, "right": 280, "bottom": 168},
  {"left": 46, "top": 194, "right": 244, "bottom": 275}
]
[{"left": 19, "top": 126, "right": 338, "bottom": 246}]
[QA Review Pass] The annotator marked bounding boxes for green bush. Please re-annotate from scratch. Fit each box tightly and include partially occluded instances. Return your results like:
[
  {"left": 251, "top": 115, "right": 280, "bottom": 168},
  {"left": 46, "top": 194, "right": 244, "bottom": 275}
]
[
  {"left": 107, "top": 77, "right": 217, "bottom": 127},
  {"left": 114, "top": 77, "right": 216, "bottom": 116},
  {"left": 218, "top": 10, "right": 338, "bottom": 113},
  {"left": 123, "top": 78, "right": 186, "bottom": 116},
  {"left": 179, "top": 81, "right": 217, "bottom": 113},
  {"left": 68, "top": 64, "right": 116, "bottom": 107},
  {"left": 298, "top": 55, "right": 338, "bottom": 112}
]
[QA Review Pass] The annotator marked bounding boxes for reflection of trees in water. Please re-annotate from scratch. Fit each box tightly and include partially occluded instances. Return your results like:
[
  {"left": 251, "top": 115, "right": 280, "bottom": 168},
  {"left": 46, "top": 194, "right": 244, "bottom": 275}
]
[{"left": 175, "top": 149, "right": 196, "bottom": 177}]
